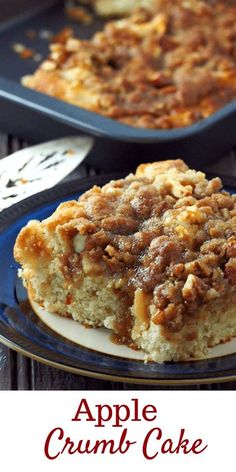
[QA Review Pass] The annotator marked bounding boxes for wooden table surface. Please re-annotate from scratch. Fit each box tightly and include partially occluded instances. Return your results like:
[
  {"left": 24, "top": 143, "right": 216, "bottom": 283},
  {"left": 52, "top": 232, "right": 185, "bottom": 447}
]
[{"left": 0, "top": 132, "right": 236, "bottom": 390}]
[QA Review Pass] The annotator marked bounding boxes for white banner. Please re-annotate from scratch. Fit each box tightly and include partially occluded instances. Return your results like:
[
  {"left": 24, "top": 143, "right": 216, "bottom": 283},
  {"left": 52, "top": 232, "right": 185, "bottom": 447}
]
[{"left": 0, "top": 391, "right": 234, "bottom": 471}]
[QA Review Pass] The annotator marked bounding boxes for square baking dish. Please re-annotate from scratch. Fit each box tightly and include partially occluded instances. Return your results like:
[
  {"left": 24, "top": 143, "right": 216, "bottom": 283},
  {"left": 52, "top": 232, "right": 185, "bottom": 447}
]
[{"left": 1, "top": 0, "right": 236, "bottom": 171}]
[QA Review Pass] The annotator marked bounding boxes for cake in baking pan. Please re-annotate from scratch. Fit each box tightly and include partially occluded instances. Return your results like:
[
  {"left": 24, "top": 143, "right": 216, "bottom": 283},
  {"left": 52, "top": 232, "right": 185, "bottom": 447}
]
[{"left": 23, "top": 0, "right": 236, "bottom": 130}]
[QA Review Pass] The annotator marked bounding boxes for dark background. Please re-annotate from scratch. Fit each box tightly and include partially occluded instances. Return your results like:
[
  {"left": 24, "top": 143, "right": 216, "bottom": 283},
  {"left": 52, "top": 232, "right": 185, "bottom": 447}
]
[{"left": 0, "top": 0, "right": 51, "bottom": 20}]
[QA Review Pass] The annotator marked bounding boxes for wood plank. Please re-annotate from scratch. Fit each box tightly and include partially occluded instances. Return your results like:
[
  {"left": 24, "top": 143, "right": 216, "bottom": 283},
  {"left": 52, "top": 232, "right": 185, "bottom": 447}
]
[
  {"left": 16, "top": 354, "right": 32, "bottom": 390},
  {"left": 28, "top": 359, "right": 236, "bottom": 390},
  {"left": 0, "top": 345, "right": 17, "bottom": 390},
  {"left": 30, "top": 361, "right": 121, "bottom": 390},
  {"left": 0, "top": 345, "right": 11, "bottom": 390}
]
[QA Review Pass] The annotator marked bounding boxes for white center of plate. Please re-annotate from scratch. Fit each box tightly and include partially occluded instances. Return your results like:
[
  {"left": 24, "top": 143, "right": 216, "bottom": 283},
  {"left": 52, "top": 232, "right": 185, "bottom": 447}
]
[{"left": 31, "top": 300, "right": 236, "bottom": 361}]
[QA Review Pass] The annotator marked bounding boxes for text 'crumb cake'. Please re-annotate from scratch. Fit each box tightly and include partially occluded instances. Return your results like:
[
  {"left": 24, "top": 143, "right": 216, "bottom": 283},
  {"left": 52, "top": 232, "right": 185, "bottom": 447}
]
[{"left": 14, "top": 160, "right": 236, "bottom": 362}]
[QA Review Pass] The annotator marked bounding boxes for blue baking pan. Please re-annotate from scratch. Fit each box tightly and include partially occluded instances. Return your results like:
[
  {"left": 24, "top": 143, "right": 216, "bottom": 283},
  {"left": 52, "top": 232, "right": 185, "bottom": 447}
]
[{"left": 0, "top": 0, "right": 236, "bottom": 171}]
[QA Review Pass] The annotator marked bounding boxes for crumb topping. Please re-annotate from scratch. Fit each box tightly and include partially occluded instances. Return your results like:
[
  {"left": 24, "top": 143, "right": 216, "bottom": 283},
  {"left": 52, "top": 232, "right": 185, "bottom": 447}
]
[
  {"left": 22, "top": 0, "right": 236, "bottom": 129},
  {"left": 36, "top": 159, "right": 235, "bottom": 333}
]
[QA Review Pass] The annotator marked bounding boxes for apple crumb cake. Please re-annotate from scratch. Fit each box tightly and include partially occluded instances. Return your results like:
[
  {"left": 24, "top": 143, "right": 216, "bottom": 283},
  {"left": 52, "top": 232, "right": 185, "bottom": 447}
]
[
  {"left": 91, "top": 0, "right": 157, "bottom": 17},
  {"left": 22, "top": 0, "right": 236, "bottom": 130},
  {"left": 14, "top": 160, "right": 236, "bottom": 362}
]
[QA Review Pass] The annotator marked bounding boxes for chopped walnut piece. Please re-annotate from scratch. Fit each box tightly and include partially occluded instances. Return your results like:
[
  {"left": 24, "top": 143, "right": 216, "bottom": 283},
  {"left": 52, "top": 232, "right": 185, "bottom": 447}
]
[
  {"left": 200, "top": 238, "right": 227, "bottom": 257},
  {"left": 182, "top": 274, "right": 207, "bottom": 302},
  {"left": 41, "top": 60, "right": 56, "bottom": 71},
  {"left": 152, "top": 303, "right": 184, "bottom": 332},
  {"left": 105, "top": 244, "right": 135, "bottom": 265}
]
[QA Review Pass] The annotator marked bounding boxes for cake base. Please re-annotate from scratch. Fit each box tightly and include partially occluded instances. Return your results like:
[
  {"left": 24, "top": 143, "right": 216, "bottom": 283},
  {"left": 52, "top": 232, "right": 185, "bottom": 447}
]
[{"left": 30, "top": 296, "right": 236, "bottom": 363}]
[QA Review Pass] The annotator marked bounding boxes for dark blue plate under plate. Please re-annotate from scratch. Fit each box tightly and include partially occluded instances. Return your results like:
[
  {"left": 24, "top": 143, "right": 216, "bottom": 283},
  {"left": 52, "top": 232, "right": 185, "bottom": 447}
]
[{"left": 0, "top": 175, "right": 236, "bottom": 385}]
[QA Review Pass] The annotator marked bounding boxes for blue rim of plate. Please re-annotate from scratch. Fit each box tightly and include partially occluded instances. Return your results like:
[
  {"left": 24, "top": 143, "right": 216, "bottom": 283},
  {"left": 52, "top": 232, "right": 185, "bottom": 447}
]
[{"left": 1, "top": 174, "right": 236, "bottom": 386}]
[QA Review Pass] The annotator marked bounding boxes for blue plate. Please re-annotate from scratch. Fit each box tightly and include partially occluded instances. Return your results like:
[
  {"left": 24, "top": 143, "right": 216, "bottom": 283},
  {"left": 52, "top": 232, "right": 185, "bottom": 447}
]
[{"left": 1, "top": 175, "right": 236, "bottom": 385}]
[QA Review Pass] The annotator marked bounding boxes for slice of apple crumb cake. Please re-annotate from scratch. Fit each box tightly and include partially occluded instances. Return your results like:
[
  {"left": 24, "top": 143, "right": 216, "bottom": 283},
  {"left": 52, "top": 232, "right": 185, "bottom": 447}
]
[{"left": 14, "top": 159, "right": 236, "bottom": 362}]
